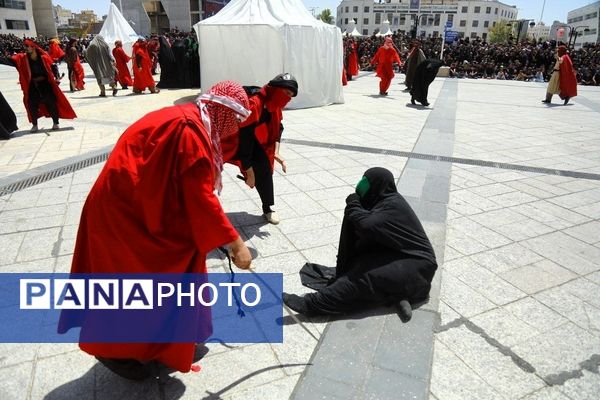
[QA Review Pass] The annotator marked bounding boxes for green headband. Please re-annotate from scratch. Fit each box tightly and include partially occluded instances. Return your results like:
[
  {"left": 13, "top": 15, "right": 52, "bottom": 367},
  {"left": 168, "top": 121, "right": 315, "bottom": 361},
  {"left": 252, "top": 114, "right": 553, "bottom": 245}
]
[{"left": 355, "top": 176, "right": 370, "bottom": 198}]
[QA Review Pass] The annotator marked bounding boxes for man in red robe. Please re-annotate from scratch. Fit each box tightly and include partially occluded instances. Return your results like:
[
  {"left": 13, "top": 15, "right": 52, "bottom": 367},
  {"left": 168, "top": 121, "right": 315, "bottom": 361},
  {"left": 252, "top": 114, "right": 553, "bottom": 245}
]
[
  {"left": 0, "top": 39, "right": 76, "bottom": 132},
  {"left": 370, "top": 37, "right": 402, "bottom": 96},
  {"left": 346, "top": 38, "right": 360, "bottom": 80},
  {"left": 558, "top": 45, "right": 577, "bottom": 105},
  {"left": 221, "top": 73, "right": 298, "bottom": 225},
  {"left": 112, "top": 40, "right": 133, "bottom": 89},
  {"left": 59, "top": 80, "right": 253, "bottom": 378},
  {"left": 132, "top": 39, "right": 159, "bottom": 94}
]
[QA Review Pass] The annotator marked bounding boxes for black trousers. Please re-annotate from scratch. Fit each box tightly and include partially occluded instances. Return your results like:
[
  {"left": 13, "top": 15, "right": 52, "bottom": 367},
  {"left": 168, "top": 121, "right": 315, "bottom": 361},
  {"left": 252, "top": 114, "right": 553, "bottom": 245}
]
[
  {"left": 252, "top": 143, "right": 275, "bottom": 214},
  {"left": 28, "top": 82, "right": 59, "bottom": 125}
]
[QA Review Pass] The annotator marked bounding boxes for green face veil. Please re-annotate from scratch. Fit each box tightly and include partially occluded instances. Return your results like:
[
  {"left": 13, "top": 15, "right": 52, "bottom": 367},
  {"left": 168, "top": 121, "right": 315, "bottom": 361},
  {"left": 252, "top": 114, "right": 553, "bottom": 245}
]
[{"left": 355, "top": 176, "right": 370, "bottom": 198}]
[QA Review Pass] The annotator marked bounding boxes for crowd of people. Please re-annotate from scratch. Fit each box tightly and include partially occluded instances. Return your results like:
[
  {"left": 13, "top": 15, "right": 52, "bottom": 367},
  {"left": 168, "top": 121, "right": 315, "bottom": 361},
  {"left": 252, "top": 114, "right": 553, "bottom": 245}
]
[{"left": 346, "top": 34, "right": 600, "bottom": 85}]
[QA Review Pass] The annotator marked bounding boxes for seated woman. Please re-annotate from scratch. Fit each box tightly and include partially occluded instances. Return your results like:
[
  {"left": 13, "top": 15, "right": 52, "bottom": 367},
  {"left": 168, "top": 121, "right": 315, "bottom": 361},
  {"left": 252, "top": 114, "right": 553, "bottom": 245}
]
[{"left": 283, "top": 167, "right": 437, "bottom": 321}]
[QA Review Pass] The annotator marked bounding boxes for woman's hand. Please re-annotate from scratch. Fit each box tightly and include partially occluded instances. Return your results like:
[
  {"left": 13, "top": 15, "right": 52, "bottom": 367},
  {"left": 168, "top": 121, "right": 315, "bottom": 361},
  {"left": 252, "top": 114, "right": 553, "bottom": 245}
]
[
  {"left": 245, "top": 167, "right": 256, "bottom": 188},
  {"left": 274, "top": 154, "right": 287, "bottom": 173},
  {"left": 228, "top": 237, "right": 252, "bottom": 270}
]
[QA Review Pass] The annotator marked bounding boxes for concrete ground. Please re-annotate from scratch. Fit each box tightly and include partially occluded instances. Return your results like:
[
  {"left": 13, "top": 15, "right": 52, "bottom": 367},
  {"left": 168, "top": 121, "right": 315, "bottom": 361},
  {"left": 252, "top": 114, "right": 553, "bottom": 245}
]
[{"left": 1, "top": 63, "right": 599, "bottom": 400}]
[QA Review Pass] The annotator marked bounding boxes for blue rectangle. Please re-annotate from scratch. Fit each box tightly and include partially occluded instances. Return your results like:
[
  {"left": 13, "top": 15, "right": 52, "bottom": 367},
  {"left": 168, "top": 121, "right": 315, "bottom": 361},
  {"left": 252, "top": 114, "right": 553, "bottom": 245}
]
[
  {"left": 410, "top": 0, "right": 420, "bottom": 10},
  {"left": 445, "top": 21, "right": 453, "bottom": 28},
  {"left": 0, "top": 273, "right": 283, "bottom": 343},
  {"left": 445, "top": 31, "right": 459, "bottom": 41}
]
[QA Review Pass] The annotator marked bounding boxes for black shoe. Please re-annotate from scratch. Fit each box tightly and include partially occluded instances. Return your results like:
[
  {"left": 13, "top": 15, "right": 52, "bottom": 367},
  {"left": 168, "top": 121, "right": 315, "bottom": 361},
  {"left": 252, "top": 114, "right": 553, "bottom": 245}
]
[
  {"left": 396, "top": 300, "right": 412, "bottom": 323},
  {"left": 563, "top": 97, "right": 570, "bottom": 105},
  {"left": 283, "top": 293, "right": 315, "bottom": 316},
  {"left": 422, "top": 101, "right": 430, "bottom": 107},
  {"left": 112, "top": 88, "right": 118, "bottom": 96},
  {"left": 411, "top": 97, "right": 416, "bottom": 105},
  {"left": 542, "top": 99, "right": 551, "bottom": 103}
]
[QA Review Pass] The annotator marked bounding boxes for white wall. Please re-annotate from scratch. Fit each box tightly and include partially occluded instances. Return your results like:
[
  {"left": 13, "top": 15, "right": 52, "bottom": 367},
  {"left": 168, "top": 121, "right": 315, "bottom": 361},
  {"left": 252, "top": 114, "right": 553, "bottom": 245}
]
[{"left": 0, "top": 0, "right": 37, "bottom": 37}]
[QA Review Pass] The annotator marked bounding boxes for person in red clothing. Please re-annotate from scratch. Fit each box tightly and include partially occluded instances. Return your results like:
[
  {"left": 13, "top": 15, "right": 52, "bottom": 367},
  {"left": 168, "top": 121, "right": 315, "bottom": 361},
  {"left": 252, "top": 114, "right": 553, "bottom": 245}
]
[
  {"left": 112, "top": 40, "right": 133, "bottom": 89},
  {"left": 370, "top": 37, "right": 402, "bottom": 96},
  {"left": 64, "top": 38, "right": 85, "bottom": 92},
  {"left": 0, "top": 39, "right": 76, "bottom": 132},
  {"left": 59, "top": 80, "right": 253, "bottom": 379},
  {"left": 48, "top": 38, "right": 65, "bottom": 61},
  {"left": 132, "top": 39, "right": 159, "bottom": 94},
  {"left": 346, "top": 37, "right": 360, "bottom": 81},
  {"left": 542, "top": 45, "right": 577, "bottom": 105},
  {"left": 221, "top": 73, "right": 298, "bottom": 225}
]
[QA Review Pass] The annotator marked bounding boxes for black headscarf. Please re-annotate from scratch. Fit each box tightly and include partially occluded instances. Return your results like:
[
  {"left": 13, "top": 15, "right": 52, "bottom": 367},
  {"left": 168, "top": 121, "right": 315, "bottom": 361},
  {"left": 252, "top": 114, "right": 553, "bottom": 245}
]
[
  {"left": 359, "top": 167, "right": 397, "bottom": 210},
  {"left": 268, "top": 73, "right": 298, "bottom": 97}
]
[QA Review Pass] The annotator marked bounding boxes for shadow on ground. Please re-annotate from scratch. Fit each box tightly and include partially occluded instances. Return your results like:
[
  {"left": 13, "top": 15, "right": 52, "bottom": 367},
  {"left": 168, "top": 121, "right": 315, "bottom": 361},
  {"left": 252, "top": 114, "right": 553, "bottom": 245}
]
[{"left": 173, "top": 95, "right": 197, "bottom": 105}]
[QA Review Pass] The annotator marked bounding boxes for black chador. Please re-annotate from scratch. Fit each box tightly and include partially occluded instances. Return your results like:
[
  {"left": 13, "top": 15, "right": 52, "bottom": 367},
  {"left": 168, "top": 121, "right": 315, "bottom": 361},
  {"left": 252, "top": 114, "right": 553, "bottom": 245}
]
[
  {"left": 410, "top": 59, "right": 443, "bottom": 107},
  {"left": 284, "top": 168, "right": 437, "bottom": 320}
]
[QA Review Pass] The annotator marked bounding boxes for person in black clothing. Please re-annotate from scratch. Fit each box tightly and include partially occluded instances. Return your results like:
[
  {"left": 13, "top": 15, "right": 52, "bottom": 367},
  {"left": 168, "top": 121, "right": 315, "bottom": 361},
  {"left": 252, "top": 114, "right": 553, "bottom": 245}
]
[
  {"left": 410, "top": 58, "right": 443, "bottom": 107},
  {"left": 156, "top": 36, "right": 178, "bottom": 88},
  {"left": 283, "top": 167, "right": 437, "bottom": 321},
  {"left": 0, "top": 90, "right": 18, "bottom": 140}
]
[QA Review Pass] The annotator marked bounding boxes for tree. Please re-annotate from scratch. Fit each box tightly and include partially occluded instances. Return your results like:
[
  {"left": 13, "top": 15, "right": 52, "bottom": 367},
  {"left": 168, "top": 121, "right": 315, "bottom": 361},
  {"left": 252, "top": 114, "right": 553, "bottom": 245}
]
[
  {"left": 488, "top": 19, "right": 513, "bottom": 43},
  {"left": 318, "top": 9, "right": 334, "bottom": 24}
]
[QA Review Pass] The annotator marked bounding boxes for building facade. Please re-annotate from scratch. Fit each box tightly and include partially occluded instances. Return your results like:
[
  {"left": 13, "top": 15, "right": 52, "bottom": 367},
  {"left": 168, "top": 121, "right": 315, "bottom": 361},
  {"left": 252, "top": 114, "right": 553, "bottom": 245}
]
[
  {"left": 567, "top": 1, "right": 600, "bottom": 48},
  {"left": 336, "top": 0, "right": 517, "bottom": 41},
  {"left": 527, "top": 21, "right": 550, "bottom": 41},
  {"left": 0, "top": 0, "right": 56, "bottom": 37},
  {"left": 111, "top": 0, "right": 229, "bottom": 37},
  {"left": 53, "top": 4, "right": 72, "bottom": 27}
]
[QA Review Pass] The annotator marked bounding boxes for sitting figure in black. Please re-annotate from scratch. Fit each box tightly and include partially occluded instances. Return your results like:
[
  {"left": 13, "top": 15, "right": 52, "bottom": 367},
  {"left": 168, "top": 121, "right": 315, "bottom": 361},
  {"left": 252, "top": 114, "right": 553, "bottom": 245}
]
[{"left": 283, "top": 167, "right": 437, "bottom": 321}]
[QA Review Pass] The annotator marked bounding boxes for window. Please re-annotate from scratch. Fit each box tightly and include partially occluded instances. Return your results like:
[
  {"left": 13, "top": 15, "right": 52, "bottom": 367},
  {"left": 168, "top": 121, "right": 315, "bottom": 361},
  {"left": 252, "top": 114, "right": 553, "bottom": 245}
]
[
  {"left": 474, "top": 6, "right": 480, "bottom": 13},
  {"left": 493, "top": 21, "right": 496, "bottom": 27},
  {"left": 434, "top": 14, "right": 440, "bottom": 26},
  {"left": 387, "top": 13, "right": 393, "bottom": 23},
  {"left": 459, "top": 20, "right": 466, "bottom": 27},
  {"left": 375, "top": 13, "right": 381, "bottom": 24},
  {"left": 482, "top": 32, "right": 487, "bottom": 40},
  {"left": 486, "top": 7, "right": 491, "bottom": 14},
  {"left": 495, "top": 8, "right": 498, "bottom": 15},
  {"left": 393, "top": 17, "right": 399, "bottom": 25},
  {"left": 433, "top": 31, "right": 439, "bottom": 37},
  {"left": 472, "top": 20, "right": 479, "bottom": 27},
  {"left": 344, "top": 18, "right": 348, "bottom": 24},
  {"left": 447, "top": 14, "right": 454, "bottom": 22},
  {"left": 353, "top": 6, "right": 358, "bottom": 12},
  {"left": 501, "top": 10, "right": 504, "bottom": 17},
  {"left": 461, "top": 6, "right": 467, "bottom": 13},
  {"left": 363, "top": 18, "right": 369, "bottom": 25},
  {"left": 0, "top": 0, "right": 26, "bottom": 10},
  {"left": 362, "top": 29, "right": 368, "bottom": 35},
  {"left": 5, "top": 19, "right": 29, "bottom": 29},
  {"left": 483, "top": 20, "right": 489, "bottom": 28},
  {"left": 585, "top": 12, "right": 597, "bottom": 19},
  {"left": 470, "top": 32, "right": 477, "bottom": 38},
  {"left": 364, "top": 6, "right": 369, "bottom": 13},
  {"left": 345, "top": 7, "right": 348, "bottom": 13},
  {"left": 459, "top": 31, "right": 465, "bottom": 37}
]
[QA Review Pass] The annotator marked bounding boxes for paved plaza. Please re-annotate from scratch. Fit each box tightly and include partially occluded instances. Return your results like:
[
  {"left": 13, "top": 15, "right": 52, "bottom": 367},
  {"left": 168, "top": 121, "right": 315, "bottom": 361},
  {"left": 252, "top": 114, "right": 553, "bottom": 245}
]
[{"left": 1, "top": 63, "right": 600, "bottom": 400}]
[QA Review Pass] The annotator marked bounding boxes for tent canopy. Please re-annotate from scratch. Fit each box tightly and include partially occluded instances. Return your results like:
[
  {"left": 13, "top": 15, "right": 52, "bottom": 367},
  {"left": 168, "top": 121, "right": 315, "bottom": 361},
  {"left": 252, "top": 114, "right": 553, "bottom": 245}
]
[
  {"left": 194, "top": 0, "right": 344, "bottom": 109},
  {"left": 99, "top": 3, "right": 139, "bottom": 58}
]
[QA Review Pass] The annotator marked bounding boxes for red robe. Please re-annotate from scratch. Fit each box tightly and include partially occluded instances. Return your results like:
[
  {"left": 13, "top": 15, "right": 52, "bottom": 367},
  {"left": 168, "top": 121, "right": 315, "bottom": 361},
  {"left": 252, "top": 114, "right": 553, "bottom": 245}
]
[
  {"left": 132, "top": 43, "right": 155, "bottom": 91},
  {"left": 371, "top": 46, "right": 402, "bottom": 93},
  {"left": 64, "top": 102, "right": 238, "bottom": 372},
  {"left": 112, "top": 46, "right": 133, "bottom": 86},
  {"left": 348, "top": 42, "right": 359, "bottom": 76},
  {"left": 559, "top": 54, "right": 577, "bottom": 99},
  {"left": 69, "top": 49, "right": 85, "bottom": 91},
  {"left": 222, "top": 88, "right": 282, "bottom": 171},
  {"left": 48, "top": 42, "right": 65, "bottom": 61},
  {"left": 11, "top": 53, "right": 76, "bottom": 123}
]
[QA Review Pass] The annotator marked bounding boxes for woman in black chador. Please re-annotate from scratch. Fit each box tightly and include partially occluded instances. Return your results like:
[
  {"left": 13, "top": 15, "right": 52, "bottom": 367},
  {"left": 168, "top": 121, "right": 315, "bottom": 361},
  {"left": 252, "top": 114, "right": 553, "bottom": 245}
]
[
  {"left": 0, "top": 90, "right": 18, "bottom": 140},
  {"left": 410, "top": 58, "right": 443, "bottom": 107},
  {"left": 156, "top": 36, "right": 178, "bottom": 89},
  {"left": 283, "top": 167, "right": 437, "bottom": 321}
]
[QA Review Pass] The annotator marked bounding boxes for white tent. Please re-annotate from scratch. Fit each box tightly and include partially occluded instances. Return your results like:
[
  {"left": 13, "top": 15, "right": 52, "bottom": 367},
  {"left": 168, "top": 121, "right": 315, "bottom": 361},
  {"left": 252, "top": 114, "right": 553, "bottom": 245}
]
[
  {"left": 99, "top": 3, "right": 139, "bottom": 60},
  {"left": 194, "top": 0, "right": 344, "bottom": 109},
  {"left": 348, "top": 28, "right": 362, "bottom": 37}
]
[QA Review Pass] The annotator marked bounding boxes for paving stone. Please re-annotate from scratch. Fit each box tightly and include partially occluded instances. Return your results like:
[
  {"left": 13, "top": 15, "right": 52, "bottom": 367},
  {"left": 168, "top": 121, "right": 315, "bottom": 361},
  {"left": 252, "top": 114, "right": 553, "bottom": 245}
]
[
  {"left": 253, "top": 250, "right": 307, "bottom": 275},
  {"left": 535, "top": 285, "right": 600, "bottom": 334},
  {"left": 429, "top": 340, "right": 505, "bottom": 400},
  {"left": 0, "top": 231, "right": 26, "bottom": 266},
  {"left": 360, "top": 367, "right": 428, "bottom": 400},
  {"left": 440, "top": 274, "right": 496, "bottom": 317},
  {"left": 521, "top": 386, "right": 572, "bottom": 400},
  {"left": 229, "top": 375, "right": 300, "bottom": 400},
  {"left": 30, "top": 351, "right": 97, "bottom": 400},
  {"left": 500, "top": 260, "right": 577, "bottom": 294},
  {"left": 513, "top": 322, "right": 600, "bottom": 378},
  {"left": 504, "top": 296, "right": 568, "bottom": 333},
  {"left": 563, "top": 221, "right": 600, "bottom": 244},
  {"left": 15, "top": 227, "right": 61, "bottom": 262},
  {"left": 471, "top": 308, "right": 540, "bottom": 347},
  {"left": 437, "top": 326, "right": 546, "bottom": 398},
  {"left": 558, "top": 370, "right": 600, "bottom": 400},
  {"left": 469, "top": 242, "right": 545, "bottom": 275},
  {"left": 270, "top": 321, "right": 319, "bottom": 376},
  {"left": 0, "top": 362, "right": 33, "bottom": 400},
  {"left": 451, "top": 261, "right": 526, "bottom": 305}
]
